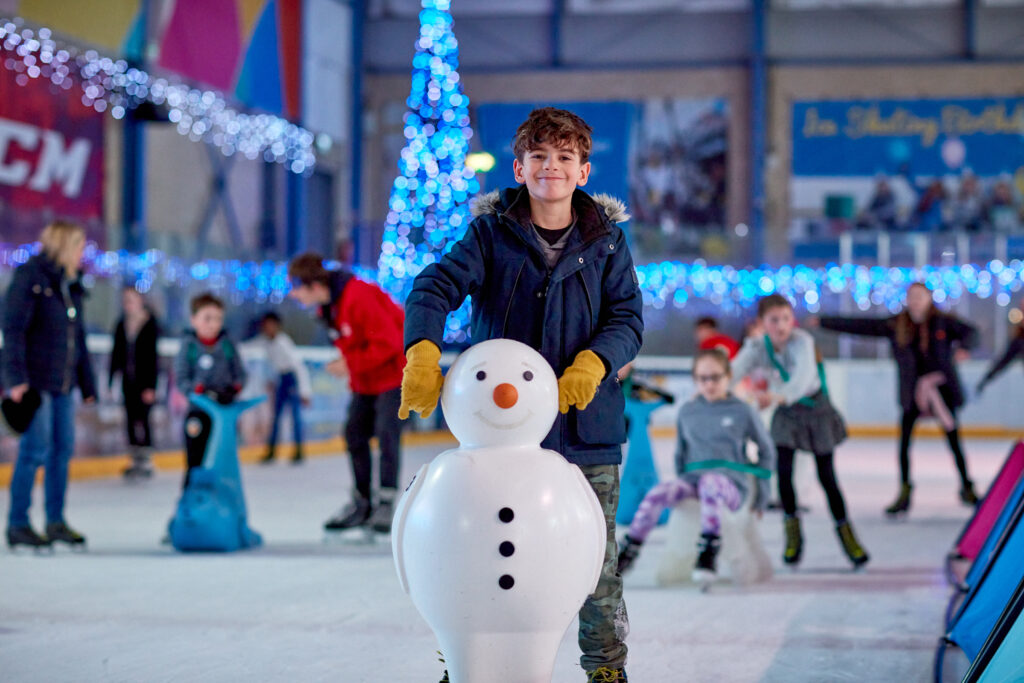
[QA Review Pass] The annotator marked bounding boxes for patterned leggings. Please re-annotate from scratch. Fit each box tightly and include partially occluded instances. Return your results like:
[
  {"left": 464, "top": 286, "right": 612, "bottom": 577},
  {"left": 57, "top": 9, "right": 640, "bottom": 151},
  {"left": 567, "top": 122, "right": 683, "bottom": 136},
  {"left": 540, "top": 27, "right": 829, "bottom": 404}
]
[{"left": 627, "top": 473, "right": 743, "bottom": 542}]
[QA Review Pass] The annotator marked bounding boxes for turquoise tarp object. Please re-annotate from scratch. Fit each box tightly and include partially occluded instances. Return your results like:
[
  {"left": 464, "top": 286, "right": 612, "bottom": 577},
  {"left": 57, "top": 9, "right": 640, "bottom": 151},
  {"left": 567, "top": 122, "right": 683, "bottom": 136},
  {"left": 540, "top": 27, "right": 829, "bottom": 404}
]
[
  {"left": 169, "top": 394, "right": 265, "bottom": 552},
  {"left": 967, "top": 575, "right": 1024, "bottom": 683},
  {"left": 964, "top": 473, "right": 1024, "bottom": 591},
  {"left": 947, "top": 495, "right": 1024, "bottom": 662},
  {"left": 617, "top": 394, "right": 671, "bottom": 526}
]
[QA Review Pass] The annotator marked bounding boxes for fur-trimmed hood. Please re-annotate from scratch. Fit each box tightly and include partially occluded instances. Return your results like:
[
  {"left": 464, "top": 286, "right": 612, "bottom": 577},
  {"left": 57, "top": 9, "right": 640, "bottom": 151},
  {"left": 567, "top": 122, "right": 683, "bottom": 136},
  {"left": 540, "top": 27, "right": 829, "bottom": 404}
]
[{"left": 470, "top": 188, "right": 630, "bottom": 224}]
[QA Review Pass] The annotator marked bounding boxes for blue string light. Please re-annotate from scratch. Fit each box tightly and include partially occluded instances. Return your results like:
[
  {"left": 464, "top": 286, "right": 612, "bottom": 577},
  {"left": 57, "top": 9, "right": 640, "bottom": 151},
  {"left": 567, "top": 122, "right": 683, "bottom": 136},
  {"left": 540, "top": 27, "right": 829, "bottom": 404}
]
[
  {"left": 377, "top": 0, "right": 479, "bottom": 342},
  {"left": 2, "top": 242, "right": 1021, "bottom": 315},
  {"left": 633, "top": 259, "right": 1024, "bottom": 314}
]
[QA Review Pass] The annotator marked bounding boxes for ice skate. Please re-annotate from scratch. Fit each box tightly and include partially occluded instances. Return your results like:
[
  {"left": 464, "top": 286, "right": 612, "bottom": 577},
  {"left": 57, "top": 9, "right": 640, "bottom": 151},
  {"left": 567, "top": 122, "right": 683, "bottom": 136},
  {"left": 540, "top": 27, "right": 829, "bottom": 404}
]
[
  {"left": 368, "top": 488, "right": 397, "bottom": 535},
  {"left": 323, "top": 497, "right": 373, "bottom": 543},
  {"left": 836, "top": 520, "right": 869, "bottom": 570},
  {"left": 884, "top": 483, "right": 912, "bottom": 518},
  {"left": 6, "top": 525, "right": 53, "bottom": 553},
  {"left": 45, "top": 522, "right": 87, "bottom": 551},
  {"left": 959, "top": 481, "right": 979, "bottom": 506},
  {"left": 123, "top": 449, "right": 154, "bottom": 480},
  {"left": 782, "top": 516, "right": 803, "bottom": 568},
  {"left": 691, "top": 532, "right": 721, "bottom": 589},
  {"left": 586, "top": 667, "right": 628, "bottom": 682}
]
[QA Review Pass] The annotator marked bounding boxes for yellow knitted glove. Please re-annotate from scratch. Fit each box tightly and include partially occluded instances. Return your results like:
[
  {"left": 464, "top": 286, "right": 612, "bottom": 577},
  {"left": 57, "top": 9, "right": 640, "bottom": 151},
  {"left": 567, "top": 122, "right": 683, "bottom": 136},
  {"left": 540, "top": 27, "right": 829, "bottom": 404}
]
[
  {"left": 557, "top": 349, "right": 606, "bottom": 414},
  {"left": 398, "top": 340, "right": 444, "bottom": 419}
]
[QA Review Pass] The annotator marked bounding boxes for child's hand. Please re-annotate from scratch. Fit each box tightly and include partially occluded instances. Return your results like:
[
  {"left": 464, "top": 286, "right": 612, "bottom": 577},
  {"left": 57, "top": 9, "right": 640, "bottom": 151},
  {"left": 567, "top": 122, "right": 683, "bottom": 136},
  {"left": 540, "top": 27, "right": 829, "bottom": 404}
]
[
  {"left": 169, "top": 389, "right": 189, "bottom": 413},
  {"left": 557, "top": 350, "right": 605, "bottom": 414},
  {"left": 399, "top": 340, "right": 444, "bottom": 419},
  {"left": 326, "top": 358, "right": 348, "bottom": 378}
]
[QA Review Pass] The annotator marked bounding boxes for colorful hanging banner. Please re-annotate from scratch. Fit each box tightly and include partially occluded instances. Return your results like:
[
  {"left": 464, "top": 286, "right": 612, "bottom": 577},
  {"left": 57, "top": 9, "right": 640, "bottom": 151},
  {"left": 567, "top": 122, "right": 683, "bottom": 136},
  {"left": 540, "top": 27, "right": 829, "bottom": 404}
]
[
  {"left": 158, "top": 0, "right": 303, "bottom": 120},
  {"left": 0, "top": 63, "right": 104, "bottom": 244}
]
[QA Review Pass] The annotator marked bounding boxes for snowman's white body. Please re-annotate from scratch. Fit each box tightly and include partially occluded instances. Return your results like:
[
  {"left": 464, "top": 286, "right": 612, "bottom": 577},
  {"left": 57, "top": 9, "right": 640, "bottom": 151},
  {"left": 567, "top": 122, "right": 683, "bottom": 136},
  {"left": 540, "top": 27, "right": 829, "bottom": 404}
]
[{"left": 392, "top": 339, "right": 606, "bottom": 683}]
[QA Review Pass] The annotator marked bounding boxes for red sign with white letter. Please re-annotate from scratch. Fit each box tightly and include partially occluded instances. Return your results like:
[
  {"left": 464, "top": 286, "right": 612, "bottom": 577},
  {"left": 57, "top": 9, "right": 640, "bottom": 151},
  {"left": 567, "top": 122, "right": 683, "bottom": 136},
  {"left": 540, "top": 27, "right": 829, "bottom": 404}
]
[{"left": 0, "top": 65, "right": 104, "bottom": 244}]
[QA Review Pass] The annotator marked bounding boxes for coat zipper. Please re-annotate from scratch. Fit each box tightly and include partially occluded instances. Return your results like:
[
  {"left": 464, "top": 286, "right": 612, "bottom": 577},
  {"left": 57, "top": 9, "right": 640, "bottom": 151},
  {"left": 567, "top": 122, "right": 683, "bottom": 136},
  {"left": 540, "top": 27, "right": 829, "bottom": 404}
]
[
  {"left": 502, "top": 260, "right": 526, "bottom": 336},
  {"left": 579, "top": 271, "right": 594, "bottom": 334},
  {"left": 59, "top": 282, "right": 75, "bottom": 393}
]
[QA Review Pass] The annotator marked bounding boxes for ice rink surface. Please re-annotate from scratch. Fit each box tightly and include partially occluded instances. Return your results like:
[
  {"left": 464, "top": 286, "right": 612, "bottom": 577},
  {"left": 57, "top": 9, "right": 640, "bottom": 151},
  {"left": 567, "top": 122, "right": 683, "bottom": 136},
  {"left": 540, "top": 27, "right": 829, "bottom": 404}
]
[{"left": 1, "top": 434, "right": 1009, "bottom": 682}]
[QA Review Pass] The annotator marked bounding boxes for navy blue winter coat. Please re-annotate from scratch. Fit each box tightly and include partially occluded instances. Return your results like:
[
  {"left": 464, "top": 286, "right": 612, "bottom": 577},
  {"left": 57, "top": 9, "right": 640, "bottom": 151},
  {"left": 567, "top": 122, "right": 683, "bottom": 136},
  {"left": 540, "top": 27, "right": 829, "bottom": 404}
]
[
  {"left": 2, "top": 254, "right": 96, "bottom": 399},
  {"left": 404, "top": 186, "right": 644, "bottom": 466}
]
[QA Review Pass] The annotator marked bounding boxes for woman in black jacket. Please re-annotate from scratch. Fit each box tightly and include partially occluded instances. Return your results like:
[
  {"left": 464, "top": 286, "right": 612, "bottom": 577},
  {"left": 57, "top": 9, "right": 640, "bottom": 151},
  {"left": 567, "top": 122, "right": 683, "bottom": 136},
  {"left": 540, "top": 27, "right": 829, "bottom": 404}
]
[
  {"left": 2, "top": 220, "right": 96, "bottom": 549},
  {"left": 817, "top": 282, "right": 979, "bottom": 516},
  {"left": 109, "top": 287, "right": 160, "bottom": 478}
]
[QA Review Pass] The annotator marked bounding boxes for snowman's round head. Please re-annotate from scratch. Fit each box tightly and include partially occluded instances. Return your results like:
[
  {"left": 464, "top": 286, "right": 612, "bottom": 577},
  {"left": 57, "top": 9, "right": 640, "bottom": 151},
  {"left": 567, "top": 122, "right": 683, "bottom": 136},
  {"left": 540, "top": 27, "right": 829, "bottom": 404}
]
[{"left": 441, "top": 339, "right": 558, "bottom": 448}]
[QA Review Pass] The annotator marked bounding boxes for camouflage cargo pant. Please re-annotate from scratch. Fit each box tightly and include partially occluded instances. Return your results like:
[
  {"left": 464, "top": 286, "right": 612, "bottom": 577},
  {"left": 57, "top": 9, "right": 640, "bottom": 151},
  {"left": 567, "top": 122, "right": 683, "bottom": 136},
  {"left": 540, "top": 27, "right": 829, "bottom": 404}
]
[{"left": 578, "top": 464, "right": 629, "bottom": 672}]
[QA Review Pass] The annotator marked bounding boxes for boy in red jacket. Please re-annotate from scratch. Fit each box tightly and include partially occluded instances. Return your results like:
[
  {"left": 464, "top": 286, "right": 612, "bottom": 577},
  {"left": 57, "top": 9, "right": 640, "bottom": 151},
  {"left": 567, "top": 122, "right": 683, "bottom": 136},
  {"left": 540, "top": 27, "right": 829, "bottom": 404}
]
[{"left": 288, "top": 253, "right": 406, "bottom": 534}]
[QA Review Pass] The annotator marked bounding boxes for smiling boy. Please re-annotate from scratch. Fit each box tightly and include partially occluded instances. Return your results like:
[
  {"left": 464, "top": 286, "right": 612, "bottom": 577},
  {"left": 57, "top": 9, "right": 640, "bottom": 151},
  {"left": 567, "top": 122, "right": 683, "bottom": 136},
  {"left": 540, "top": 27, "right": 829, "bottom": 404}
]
[{"left": 401, "top": 107, "right": 643, "bottom": 682}]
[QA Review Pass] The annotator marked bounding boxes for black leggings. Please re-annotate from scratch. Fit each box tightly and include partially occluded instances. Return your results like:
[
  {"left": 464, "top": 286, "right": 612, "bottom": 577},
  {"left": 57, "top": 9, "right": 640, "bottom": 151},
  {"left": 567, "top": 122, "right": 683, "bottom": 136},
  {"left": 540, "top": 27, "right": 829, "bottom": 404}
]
[
  {"left": 123, "top": 381, "right": 153, "bottom": 447},
  {"left": 899, "top": 406, "right": 970, "bottom": 486},
  {"left": 777, "top": 447, "right": 848, "bottom": 522},
  {"left": 183, "top": 408, "right": 212, "bottom": 488},
  {"left": 345, "top": 388, "right": 403, "bottom": 501}
]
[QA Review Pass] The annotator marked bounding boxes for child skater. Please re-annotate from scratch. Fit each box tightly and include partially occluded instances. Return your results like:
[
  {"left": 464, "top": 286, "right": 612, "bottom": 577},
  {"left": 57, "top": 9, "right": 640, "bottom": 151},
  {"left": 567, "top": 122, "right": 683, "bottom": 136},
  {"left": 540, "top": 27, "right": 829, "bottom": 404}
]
[
  {"left": 617, "top": 348, "right": 775, "bottom": 583},
  {"left": 173, "top": 292, "right": 248, "bottom": 488},
  {"left": 732, "top": 294, "right": 869, "bottom": 569},
  {"left": 977, "top": 298, "right": 1024, "bottom": 395},
  {"left": 400, "top": 107, "right": 643, "bottom": 683},
  {"left": 256, "top": 312, "right": 312, "bottom": 465},
  {"left": 816, "top": 282, "right": 979, "bottom": 515}
]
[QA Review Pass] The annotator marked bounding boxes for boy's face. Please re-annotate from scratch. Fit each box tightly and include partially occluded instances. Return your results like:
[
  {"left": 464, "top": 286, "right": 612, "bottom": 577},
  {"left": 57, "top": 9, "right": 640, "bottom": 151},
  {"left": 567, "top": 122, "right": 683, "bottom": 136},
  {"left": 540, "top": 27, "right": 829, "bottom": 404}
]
[
  {"left": 694, "top": 324, "right": 715, "bottom": 344},
  {"left": 192, "top": 305, "right": 224, "bottom": 340},
  {"left": 513, "top": 141, "right": 590, "bottom": 207},
  {"left": 288, "top": 281, "right": 330, "bottom": 308},
  {"left": 261, "top": 319, "right": 280, "bottom": 339},
  {"left": 761, "top": 305, "right": 795, "bottom": 347}
]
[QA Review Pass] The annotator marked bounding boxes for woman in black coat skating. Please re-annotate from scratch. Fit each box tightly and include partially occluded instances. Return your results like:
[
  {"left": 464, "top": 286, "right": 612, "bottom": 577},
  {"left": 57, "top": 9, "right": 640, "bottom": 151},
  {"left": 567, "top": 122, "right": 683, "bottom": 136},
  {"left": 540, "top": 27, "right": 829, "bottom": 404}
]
[
  {"left": 109, "top": 287, "right": 160, "bottom": 478},
  {"left": 816, "top": 283, "right": 979, "bottom": 516}
]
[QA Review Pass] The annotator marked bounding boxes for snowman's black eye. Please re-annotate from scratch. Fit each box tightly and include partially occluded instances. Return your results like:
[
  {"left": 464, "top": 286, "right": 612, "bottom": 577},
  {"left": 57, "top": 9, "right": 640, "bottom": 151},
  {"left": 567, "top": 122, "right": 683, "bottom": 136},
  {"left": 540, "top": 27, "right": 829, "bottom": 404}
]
[
  {"left": 476, "top": 371, "right": 486, "bottom": 381},
  {"left": 523, "top": 371, "right": 533, "bottom": 381}
]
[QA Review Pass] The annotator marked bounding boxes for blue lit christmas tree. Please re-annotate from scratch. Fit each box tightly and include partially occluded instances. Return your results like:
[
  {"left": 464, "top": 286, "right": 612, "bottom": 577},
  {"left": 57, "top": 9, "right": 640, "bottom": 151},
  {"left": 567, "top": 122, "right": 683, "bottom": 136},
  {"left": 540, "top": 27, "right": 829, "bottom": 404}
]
[{"left": 377, "top": 0, "right": 479, "bottom": 342}]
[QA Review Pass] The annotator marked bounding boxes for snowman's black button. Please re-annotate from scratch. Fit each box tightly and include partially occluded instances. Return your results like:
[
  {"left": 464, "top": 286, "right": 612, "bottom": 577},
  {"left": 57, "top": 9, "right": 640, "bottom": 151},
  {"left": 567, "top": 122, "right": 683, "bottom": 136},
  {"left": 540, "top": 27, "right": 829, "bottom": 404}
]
[
  {"left": 498, "top": 507, "right": 514, "bottom": 523},
  {"left": 499, "top": 541, "right": 515, "bottom": 557},
  {"left": 499, "top": 574, "right": 515, "bottom": 590}
]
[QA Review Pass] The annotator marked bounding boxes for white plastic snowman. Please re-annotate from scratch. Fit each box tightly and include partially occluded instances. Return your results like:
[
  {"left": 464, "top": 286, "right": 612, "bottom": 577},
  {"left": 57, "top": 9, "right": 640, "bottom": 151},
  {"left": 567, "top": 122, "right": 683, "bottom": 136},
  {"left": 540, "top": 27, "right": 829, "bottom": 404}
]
[{"left": 392, "top": 339, "right": 606, "bottom": 683}]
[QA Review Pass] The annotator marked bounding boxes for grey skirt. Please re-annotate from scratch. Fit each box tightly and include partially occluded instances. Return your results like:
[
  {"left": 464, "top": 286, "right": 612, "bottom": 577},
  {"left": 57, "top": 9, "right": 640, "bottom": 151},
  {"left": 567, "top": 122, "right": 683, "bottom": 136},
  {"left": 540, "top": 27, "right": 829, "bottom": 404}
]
[{"left": 770, "top": 390, "right": 847, "bottom": 454}]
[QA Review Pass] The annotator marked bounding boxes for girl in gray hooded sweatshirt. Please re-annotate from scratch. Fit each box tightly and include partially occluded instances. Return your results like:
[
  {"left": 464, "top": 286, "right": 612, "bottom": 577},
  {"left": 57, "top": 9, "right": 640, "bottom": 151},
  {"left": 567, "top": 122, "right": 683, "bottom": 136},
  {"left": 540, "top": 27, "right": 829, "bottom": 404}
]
[{"left": 617, "top": 348, "right": 775, "bottom": 582}]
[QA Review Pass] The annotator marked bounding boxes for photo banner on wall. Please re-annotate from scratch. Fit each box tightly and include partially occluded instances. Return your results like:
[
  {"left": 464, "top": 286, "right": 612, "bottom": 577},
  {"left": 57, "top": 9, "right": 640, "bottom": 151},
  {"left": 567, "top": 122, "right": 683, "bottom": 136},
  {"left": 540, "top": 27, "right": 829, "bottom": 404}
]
[
  {"left": 474, "top": 98, "right": 729, "bottom": 265},
  {"left": 791, "top": 98, "right": 1024, "bottom": 234},
  {"left": 0, "top": 64, "right": 105, "bottom": 245}
]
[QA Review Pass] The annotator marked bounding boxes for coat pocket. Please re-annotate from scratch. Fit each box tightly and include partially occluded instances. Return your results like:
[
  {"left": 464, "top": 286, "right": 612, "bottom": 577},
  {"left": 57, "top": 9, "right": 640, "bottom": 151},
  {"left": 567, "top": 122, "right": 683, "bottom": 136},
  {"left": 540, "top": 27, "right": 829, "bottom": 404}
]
[{"left": 574, "top": 376, "right": 626, "bottom": 445}]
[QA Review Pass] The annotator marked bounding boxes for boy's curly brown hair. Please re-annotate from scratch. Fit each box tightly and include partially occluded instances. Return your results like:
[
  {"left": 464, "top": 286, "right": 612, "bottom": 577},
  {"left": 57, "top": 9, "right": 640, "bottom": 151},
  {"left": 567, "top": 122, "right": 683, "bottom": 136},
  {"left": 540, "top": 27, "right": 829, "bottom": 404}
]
[
  {"left": 190, "top": 291, "right": 224, "bottom": 316},
  {"left": 287, "top": 252, "right": 330, "bottom": 287},
  {"left": 512, "top": 107, "right": 593, "bottom": 163}
]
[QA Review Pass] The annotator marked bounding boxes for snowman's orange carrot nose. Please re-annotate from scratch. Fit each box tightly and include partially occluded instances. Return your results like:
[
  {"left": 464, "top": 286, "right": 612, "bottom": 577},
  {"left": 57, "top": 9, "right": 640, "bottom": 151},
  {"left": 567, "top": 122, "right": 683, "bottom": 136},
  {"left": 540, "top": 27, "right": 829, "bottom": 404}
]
[{"left": 493, "top": 383, "right": 518, "bottom": 409}]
